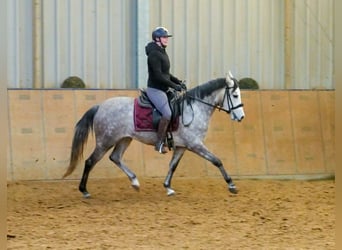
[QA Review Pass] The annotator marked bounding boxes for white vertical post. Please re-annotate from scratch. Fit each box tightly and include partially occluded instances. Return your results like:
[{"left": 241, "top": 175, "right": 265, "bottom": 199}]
[
  {"left": 284, "top": 0, "right": 293, "bottom": 89},
  {"left": 136, "top": 0, "right": 150, "bottom": 89},
  {"left": 33, "top": 0, "right": 43, "bottom": 88}
]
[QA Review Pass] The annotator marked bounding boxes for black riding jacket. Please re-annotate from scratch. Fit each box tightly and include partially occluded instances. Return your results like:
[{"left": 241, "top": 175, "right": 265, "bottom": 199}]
[{"left": 145, "top": 42, "right": 181, "bottom": 92}]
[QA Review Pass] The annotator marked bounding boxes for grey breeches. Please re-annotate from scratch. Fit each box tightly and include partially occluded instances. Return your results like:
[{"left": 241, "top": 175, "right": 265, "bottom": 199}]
[{"left": 146, "top": 87, "right": 172, "bottom": 120}]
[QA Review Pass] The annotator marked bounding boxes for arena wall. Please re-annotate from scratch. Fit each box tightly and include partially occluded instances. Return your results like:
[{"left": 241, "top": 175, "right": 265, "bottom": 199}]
[{"left": 7, "top": 89, "right": 335, "bottom": 181}]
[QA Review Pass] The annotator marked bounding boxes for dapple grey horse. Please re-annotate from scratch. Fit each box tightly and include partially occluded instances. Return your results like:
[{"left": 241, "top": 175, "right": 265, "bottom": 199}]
[{"left": 63, "top": 72, "right": 245, "bottom": 197}]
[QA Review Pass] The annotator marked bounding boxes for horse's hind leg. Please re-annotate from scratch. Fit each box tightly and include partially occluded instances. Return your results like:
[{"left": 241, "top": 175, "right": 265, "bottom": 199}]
[
  {"left": 79, "top": 146, "right": 109, "bottom": 198},
  {"left": 109, "top": 137, "right": 140, "bottom": 191}
]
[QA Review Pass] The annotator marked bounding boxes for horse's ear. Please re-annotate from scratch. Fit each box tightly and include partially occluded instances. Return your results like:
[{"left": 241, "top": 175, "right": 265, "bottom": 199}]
[
  {"left": 226, "top": 71, "right": 234, "bottom": 86},
  {"left": 226, "top": 71, "right": 234, "bottom": 80},
  {"left": 228, "top": 71, "right": 234, "bottom": 79}
]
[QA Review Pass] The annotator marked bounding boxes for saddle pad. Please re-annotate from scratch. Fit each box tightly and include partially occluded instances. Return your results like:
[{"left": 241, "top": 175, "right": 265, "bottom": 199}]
[{"left": 133, "top": 98, "right": 179, "bottom": 132}]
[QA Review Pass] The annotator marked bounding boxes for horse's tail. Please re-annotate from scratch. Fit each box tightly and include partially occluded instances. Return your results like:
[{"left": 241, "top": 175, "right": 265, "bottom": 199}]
[{"left": 62, "top": 105, "right": 100, "bottom": 178}]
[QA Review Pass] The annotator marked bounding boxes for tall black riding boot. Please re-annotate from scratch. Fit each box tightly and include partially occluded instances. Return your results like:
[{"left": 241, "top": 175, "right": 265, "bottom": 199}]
[{"left": 155, "top": 117, "right": 170, "bottom": 154}]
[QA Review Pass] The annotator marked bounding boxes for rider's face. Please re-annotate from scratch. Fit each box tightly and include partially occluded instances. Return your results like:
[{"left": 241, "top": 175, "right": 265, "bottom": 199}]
[{"left": 159, "top": 37, "right": 169, "bottom": 47}]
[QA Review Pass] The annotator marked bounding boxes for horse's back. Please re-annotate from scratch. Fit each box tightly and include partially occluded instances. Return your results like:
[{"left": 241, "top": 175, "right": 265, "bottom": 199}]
[
  {"left": 94, "top": 96, "right": 135, "bottom": 132},
  {"left": 102, "top": 96, "right": 134, "bottom": 105},
  {"left": 99, "top": 96, "right": 134, "bottom": 109}
]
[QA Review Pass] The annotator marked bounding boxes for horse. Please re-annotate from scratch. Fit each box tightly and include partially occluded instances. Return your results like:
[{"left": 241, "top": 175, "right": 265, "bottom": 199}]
[{"left": 62, "top": 71, "right": 245, "bottom": 197}]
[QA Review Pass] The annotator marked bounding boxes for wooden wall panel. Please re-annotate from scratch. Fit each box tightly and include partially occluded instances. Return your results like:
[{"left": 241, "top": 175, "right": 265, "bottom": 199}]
[
  {"left": 121, "top": 140, "right": 145, "bottom": 177},
  {"left": 8, "top": 91, "right": 46, "bottom": 180},
  {"left": 142, "top": 146, "right": 171, "bottom": 177},
  {"left": 74, "top": 90, "right": 107, "bottom": 121},
  {"left": 234, "top": 91, "right": 267, "bottom": 176},
  {"left": 205, "top": 111, "right": 238, "bottom": 176},
  {"left": 73, "top": 90, "right": 107, "bottom": 177},
  {"left": 7, "top": 89, "right": 335, "bottom": 181},
  {"left": 42, "top": 90, "right": 75, "bottom": 179},
  {"left": 290, "top": 91, "right": 325, "bottom": 174},
  {"left": 175, "top": 151, "right": 207, "bottom": 178},
  {"left": 105, "top": 90, "right": 139, "bottom": 99},
  {"left": 261, "top": 91, "right": 297, "bottom": 175},
  {"left": 86, "top": 150, "right": 118, "bottom": 179},
  {"left": 318, "top": 91, "right": 335, "bottom": 173}
]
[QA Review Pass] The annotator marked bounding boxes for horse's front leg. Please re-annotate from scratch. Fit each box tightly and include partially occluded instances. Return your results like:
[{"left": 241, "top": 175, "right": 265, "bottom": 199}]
[
  {"left": 190, "top": 143, "right": 238, "bottom": 194},
  {"left": 164, "top": 147, "right": 186, "bottom": 196}
]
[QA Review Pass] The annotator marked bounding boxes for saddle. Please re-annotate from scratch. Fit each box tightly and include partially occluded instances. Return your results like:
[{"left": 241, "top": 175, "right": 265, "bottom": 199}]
[
  {"left": 138, "top": 89, "right": 182, "bottom": 115},
  {"left": 134, "top": 89, "right": 181, "bottom": 131},
  {"left": 133, "top": 89, "right": 183, "bottom": 149}
]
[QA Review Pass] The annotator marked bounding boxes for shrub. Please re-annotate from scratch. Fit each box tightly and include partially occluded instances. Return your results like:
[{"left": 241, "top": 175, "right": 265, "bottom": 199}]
[
  {"left": 61, "top": 76, "right": 86, "bottom": 88},
  {"left": 239, "top": 77, "right": 259, "bottom": 89}
]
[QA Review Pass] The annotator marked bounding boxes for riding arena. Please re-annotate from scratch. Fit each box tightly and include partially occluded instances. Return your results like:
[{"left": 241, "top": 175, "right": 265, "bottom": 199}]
[
  {"left": 7, "top": 85, "right": 335, "bottom": 249},
  {"left": 4, "top": 0, "right": 335, "bottom": 249}
]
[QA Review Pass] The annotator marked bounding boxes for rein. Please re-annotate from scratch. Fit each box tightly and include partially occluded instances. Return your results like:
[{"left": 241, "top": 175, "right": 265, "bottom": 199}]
[
  {"left": 185, "top": 86, "right": 244, "bottom": 114},
  {"left": 186, "top": 94, "right": 229, "bottom": 113},
  {"left": 173, "top": 83, "right": 244, "bottom": 127}
]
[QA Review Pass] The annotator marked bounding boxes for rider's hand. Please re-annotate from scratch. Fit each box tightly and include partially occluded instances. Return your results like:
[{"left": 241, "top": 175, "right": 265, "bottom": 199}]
[
  {"left": 180, "top": 82, "right": 187, "bottom": 90},
  {"left": 174, "top": 84, "right": 182, "bottom": 91}
]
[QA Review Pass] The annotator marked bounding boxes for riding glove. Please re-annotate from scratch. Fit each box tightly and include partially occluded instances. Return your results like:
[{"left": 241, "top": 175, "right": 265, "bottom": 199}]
[
  {"left": 174, "top": 84, "right": 182, "bottom": 91},
  {"left": 180, "top": 82, "right": 187, "bottom": 90}
]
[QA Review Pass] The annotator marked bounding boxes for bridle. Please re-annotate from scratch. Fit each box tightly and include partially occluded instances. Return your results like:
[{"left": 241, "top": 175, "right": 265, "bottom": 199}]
[
  {"left": 179, "top": 81, "right": 244, "bottom": 126},
  {"left": 186, "top": 84, "right": 244, "bottom": 114},
  {"left": 221, "top": 84, "right": 244, "bottom": 114}
]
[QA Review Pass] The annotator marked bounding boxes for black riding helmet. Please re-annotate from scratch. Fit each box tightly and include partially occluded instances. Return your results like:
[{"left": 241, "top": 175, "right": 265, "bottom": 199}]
[{"left": 152, "top": 27, "right": 172, "bottom": 41}]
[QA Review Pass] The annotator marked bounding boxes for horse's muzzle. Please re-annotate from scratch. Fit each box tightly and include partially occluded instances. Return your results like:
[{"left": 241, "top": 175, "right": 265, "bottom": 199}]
[{"left": 231, "top": 112, "right": 244, "bottom": 122}]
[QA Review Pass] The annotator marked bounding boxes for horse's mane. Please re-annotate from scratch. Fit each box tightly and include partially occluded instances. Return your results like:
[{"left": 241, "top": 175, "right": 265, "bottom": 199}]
[{"left": 186, "top": 78, "right": 226, "bottom": 101}]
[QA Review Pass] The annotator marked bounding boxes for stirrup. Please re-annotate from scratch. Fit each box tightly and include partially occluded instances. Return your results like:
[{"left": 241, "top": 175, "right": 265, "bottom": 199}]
[{"left": 155, "top": 141, "right": 167, "bottom": 154}]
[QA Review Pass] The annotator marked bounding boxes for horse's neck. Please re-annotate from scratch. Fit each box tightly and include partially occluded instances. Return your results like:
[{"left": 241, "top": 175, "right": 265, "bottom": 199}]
[
  {"left": 187, "top": 88, "right": 225, "bottom": 120},
  {"left": 199, "top": 87, "right": 225, "bottom": 109}
]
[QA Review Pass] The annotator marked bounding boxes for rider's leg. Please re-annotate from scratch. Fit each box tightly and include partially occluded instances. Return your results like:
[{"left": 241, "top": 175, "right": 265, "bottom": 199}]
[
  {"left": 146, "top": 88, "right": 172, "bottom": 154},
  {"left": 155, "top": 116, "right": 170, "bottom": 153}
]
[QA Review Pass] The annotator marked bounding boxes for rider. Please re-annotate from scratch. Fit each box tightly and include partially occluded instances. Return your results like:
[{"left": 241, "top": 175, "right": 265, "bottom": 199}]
[{"left": 145, "top": 27, "right": 186, "bottom": 154}]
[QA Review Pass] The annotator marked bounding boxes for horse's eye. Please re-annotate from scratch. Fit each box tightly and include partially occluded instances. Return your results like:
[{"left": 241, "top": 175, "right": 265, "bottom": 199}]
[{"left": 233, "top": 94, "right": 239, "bottom": 98}]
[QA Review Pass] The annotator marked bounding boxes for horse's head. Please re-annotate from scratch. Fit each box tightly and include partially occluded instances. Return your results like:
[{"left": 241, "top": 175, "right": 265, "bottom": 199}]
[{"left": 223, "top": 71, "right": 245, "bottom": 122}]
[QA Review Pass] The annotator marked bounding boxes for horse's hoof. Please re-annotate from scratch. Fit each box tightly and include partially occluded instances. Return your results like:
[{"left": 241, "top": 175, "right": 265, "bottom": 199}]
[
  {"left": 83, "top": 192, "right": 91, "bottom": 198},
  {"left": 166, "top": 188, "right": 176, "bottom": 196},
  {"left": 228, "top": 187, "right": 238, "bottom": 194},
  {"left": 131, "top": 178, "right": 140, "bottom": 191},
  {"left": 228, "top": 183, "right": 238, "bottom": 194}
]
